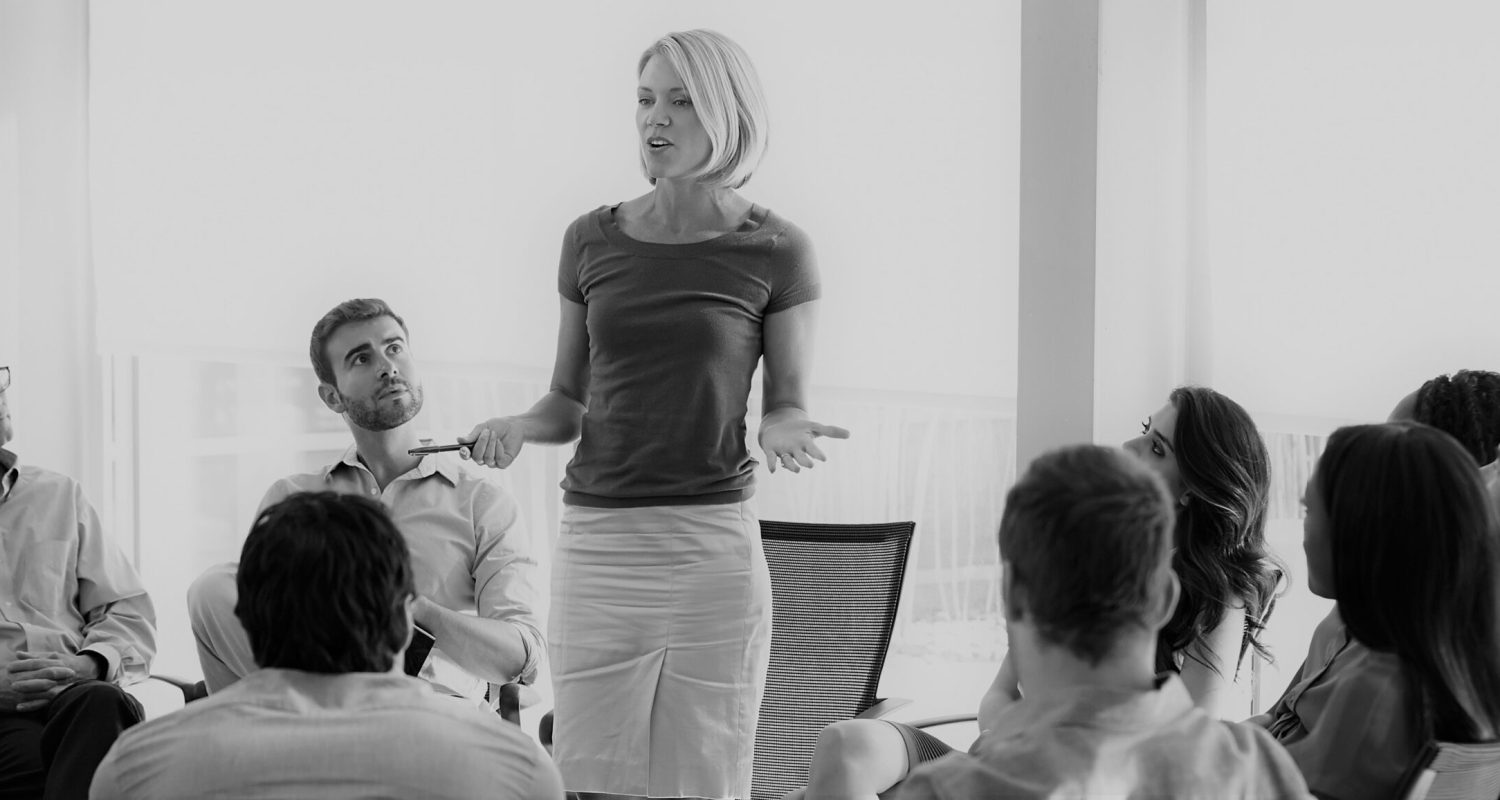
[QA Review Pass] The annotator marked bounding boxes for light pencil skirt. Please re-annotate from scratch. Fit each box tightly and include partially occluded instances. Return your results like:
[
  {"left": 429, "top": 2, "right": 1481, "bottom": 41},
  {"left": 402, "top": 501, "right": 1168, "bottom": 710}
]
[{"left": 550, "top": 502, "right": 772, "bottom": 799}]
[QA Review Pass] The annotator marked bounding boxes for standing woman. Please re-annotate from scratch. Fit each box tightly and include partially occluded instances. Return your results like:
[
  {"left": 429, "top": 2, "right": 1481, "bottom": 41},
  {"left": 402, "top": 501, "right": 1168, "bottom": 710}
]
[{"left": 465, "top": 29, "right": 846, "bottom": 800}]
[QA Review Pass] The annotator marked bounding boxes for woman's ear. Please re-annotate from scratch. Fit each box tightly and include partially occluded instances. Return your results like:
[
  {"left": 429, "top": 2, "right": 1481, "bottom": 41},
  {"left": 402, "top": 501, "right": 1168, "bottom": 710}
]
[
  {"left": 1152, "top": 566, "right": 1181, "bottom": 630},
  {"left": 1178, "top": 492, "right": 1191, "bottom": 508}
]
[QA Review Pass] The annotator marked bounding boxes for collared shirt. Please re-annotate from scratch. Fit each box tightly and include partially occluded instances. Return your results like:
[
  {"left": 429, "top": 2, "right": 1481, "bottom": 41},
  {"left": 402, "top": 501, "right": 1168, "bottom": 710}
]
[
  {"left": 1254, "top": 607, "right": 1419, "bottom": 800},
  {"left": 898, "top": 674, "right": 1311, "bottom": 800},
  {"left": 257, "top": 446, "right": 543, "bottom": 699},
  {"left": 89, "top": 667, "right": 562, "bottom": 800},
  {"left": 0, "top": 449, "right": 156, "bottom": 683}
]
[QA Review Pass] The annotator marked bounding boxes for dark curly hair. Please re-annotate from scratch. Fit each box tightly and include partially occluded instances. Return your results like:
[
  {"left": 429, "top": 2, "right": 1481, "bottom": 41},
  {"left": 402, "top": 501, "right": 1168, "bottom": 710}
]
[
  {"left": 1158, "top": 386, "right": 1283, "bottom": 676},
  {"left": 1406, "top": 370, "right": 1500, "bottom": 467}
]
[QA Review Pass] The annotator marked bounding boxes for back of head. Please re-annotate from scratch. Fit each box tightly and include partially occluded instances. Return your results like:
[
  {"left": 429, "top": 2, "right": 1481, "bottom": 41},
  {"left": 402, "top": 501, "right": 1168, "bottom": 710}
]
[
  {"left": 236, "top": 491, "right": 414, "bottom": 674},
  {"left": 308, "top": 298, "right": 408, "bottom": 386},
  {"left": 1163, "top": 386, "right": 1280, "bottom": 669},
  {"left": 1408, "top": 370, "right": 1500, "bottom": 467},
  {"left": 1000, "top": 444, "right": 1176, "bottom": 665},
  {"left": 1318, "top": 421, "right": 1500, "bottom": 741},
  {"left": 639, "top": 29, "right": 768, "bottom": 189}
]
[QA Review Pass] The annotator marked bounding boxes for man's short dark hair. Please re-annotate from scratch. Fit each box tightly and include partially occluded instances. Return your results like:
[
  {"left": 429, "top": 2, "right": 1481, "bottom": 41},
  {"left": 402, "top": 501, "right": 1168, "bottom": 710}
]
[
  {"left": 999, "top": 445, "right": 1175, "bottom": 665},
  {"left": 235, "top": 491, "right": 414, "bottom": 674},
  {"left": 309, "top": 298, "right": 408, "bottom": 387}
]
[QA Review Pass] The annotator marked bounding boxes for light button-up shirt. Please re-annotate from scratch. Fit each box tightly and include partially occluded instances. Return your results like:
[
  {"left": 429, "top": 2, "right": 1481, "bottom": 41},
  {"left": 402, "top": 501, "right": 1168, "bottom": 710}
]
[
  {"left": 257, "top": 447, "right": 544, "bottom": 699},
  {"left": 0, "top": 448, "right": 156, "bottom": 684}
]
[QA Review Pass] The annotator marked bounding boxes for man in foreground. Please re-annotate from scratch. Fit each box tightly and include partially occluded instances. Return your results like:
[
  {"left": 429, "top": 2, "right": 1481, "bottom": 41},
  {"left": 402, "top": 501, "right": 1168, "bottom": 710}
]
[
  {"left": 898, "top": 445, "right": 1310, "bottom": 799},
  {"left": 91, "top": 491, "right": 562, "bottom": 799}
]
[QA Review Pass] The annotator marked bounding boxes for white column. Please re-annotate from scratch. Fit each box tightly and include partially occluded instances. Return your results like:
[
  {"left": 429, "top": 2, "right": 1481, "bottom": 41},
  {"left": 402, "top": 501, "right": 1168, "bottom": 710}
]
[
  {"left": 1016, "top": 0, "right": 1100, "bottom": 472},
  {"left": 1094, "top": 0, "right": 1200, "bottom": 441}
]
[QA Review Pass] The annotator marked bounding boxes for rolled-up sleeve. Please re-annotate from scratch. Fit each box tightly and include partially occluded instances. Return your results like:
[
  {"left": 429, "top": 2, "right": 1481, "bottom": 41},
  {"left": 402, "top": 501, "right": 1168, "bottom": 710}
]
[
  {"left": 471, "top": 482, "right": 545, "bottom": 684},
  {"left": 73, "top": 481, "right": 157, "bottom": 685}
]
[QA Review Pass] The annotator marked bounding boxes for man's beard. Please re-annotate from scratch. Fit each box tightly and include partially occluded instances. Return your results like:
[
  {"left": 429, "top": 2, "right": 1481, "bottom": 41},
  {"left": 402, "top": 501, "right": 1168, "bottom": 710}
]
[{"left": 343, "top": 381, "right": 424, "bottom": 432}]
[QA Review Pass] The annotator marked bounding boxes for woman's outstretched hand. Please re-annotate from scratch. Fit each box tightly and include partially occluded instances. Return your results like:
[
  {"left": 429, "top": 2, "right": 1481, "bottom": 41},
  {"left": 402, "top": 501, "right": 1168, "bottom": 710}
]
[
  {"left": 758, "top": 414, "right": 850, "bottom": 474},
  {"left": 462, "top": 417, "right": 527, "bottom": 469}
]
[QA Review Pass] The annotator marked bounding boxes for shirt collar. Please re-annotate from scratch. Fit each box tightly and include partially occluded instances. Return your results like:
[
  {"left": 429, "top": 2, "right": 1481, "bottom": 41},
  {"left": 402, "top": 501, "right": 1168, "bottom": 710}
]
[
  {"left": 988, "top": 673, "right": 1195, "bottom": 743},
  {"left": 0, "top": 448, "right": 17, "bottom": 503},
  {"left": 322, "top": 443, "right": 459, "bottom": 487}
]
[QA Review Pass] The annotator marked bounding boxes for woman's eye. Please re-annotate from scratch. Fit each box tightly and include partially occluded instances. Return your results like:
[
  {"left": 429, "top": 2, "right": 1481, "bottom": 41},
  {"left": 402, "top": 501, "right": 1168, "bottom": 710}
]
[
  {"left": 637, "top": 97, "right": 651, "bottom": 106},
  {"left": 1151, "top": 443, "right": 1164, "bottom": 457},
  {"left": 673, "top": 98, "right": 692, "bottom": 107},
  {"left": 1140, "top": 419, "right": 1150, "bottom": 434}
]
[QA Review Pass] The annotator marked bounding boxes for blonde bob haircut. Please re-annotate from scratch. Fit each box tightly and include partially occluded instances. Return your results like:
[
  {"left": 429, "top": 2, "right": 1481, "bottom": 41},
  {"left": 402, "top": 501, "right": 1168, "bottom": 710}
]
[{"left": 638, "top": 29, "right": 769, "bottom": 190}]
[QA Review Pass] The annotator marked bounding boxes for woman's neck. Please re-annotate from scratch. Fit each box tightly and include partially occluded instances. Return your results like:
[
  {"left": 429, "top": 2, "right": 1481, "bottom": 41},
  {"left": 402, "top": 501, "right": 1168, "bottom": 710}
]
[{"left": 624, "top": 181, "right": 751, "bottom": 242}]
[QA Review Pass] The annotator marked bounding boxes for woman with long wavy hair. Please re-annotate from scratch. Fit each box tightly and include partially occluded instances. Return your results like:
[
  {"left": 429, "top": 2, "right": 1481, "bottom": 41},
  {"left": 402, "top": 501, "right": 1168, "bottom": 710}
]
[{"left": 1129, "top": 386, "right": 1283, "bottom": 712}]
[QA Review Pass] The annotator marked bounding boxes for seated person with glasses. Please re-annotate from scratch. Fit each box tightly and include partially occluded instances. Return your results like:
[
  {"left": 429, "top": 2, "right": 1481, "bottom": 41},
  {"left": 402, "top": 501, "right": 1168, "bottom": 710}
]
[
  {"left": 0, "top": 365, "right": 157, "bottom": 800},
  {"left": 91, "top": 491, "right": 563, "bottom": 799},
  {"left": 896, "top": 445, "right": 1309, "bottom": 800}
]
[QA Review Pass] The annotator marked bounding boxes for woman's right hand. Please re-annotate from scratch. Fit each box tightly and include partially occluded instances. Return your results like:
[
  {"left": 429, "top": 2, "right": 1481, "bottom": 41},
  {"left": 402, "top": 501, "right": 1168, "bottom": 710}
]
[{"left": 463, "top": 417, "right": 527, "bottom": 469}]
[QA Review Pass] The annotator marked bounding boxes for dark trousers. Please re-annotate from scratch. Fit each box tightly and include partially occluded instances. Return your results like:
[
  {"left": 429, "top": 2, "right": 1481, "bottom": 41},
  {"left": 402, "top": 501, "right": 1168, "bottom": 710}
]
[{"left": 0, "top": 681, "right": 144, "bottom": 800}]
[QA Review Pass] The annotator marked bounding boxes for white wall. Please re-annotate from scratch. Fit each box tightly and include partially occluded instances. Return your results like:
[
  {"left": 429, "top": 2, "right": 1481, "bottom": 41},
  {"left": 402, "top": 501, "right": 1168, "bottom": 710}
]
[
  {"left": 1207, "top": 0, "right": 1500, "bottom": 424},
  {"left": 89, "top": 0, "right": 1020, "bottom": 399}
]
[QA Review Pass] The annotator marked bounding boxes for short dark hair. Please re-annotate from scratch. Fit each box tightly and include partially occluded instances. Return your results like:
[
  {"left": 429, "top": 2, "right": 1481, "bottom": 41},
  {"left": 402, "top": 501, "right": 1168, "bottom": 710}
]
[
  {"left": 235, "top": 491, "right": 414, "bottom": 674},
  {"left": 1411, "top": 370, "right": 1500, "bottom": 467},
  {"left": 308, "top": 298, "right": 408, "bottom": 386},
  {"left": 1000, "top": 444, "right": 1176, "bottom": 666}
]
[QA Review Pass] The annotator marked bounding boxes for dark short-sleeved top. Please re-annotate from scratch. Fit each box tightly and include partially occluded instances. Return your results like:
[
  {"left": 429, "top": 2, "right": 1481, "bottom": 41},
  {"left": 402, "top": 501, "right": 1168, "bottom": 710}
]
[{"left": 557, "top": 204, "right": 820, "bottom": 508}]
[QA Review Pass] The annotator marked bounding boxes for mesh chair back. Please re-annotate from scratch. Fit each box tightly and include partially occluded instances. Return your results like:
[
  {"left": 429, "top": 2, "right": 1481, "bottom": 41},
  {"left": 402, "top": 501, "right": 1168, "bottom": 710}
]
[
  {"left": 750, "top": 520, "right": 915, "bottom": 800},
  {"left": 1397, "top": 740, "right": 1500, "bottom": 800}
]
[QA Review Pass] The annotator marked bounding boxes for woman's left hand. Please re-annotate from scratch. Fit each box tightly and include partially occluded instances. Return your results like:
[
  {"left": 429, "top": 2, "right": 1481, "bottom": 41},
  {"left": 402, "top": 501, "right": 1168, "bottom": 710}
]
[{"left": 759, "top": 413, "right": 849, "bottom": 474}]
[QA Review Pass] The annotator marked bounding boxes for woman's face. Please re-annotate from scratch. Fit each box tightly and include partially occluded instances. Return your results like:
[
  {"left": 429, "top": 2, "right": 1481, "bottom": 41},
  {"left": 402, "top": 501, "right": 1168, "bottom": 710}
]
[
  {"left": 1124, "top": 401, "right": 1184, "bottom": 500},
  {"left": 1301, "top": 472, "right": 1334, "bottom": 599},
  {"left": 637, "top": 55, "right": 711, "bottom": 184}
]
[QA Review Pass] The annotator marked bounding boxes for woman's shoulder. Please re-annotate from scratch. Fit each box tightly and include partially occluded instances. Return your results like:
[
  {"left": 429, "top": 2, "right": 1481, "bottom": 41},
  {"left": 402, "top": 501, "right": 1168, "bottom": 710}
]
[
  {"left": 756, "top": 206, "right": 813, "bottom": 251},
  {"left": 564, "top": 205, "right": 613, "bottom": 239}
]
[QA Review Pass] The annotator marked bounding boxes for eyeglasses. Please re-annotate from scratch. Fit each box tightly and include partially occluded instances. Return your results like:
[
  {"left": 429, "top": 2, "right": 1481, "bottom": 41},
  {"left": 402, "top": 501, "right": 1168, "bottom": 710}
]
[{"left": 0, "top": 366, "right": 8, "bottom": 393}]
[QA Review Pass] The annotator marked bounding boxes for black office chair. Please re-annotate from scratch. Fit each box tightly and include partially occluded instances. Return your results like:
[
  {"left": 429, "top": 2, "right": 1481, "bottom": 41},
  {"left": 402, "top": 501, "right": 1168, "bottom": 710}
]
[
  {"left": 1393, "top": 739, "right": 1500, "bottom": 800},
  {"left": 750, "top": 519, "right": 916, "bottom": 800}
]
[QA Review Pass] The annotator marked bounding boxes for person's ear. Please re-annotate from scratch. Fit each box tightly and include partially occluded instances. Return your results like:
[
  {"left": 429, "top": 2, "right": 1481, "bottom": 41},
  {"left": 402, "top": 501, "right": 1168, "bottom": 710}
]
[
  {"left": 399, "top": 596, "right": 416, "bottom": 650},
  {"left": 1178, "top": 492, "right": 1191, "bottom": 508},
  {"left": 317, "top": 382, "right": 346, "bottom": 414},
  {"left": 1151, "top": 565, "right": 1181, "bottom": 630},
  {"left": 1002, "top": 561, "right": 1025, "bottom": 623}
]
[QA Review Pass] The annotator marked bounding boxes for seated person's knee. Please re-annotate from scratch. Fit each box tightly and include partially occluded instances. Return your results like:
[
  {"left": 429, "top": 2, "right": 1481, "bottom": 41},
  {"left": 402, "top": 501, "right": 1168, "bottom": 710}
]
[{"left": 186, "top": 563, "right": 238, "bottom": 628}]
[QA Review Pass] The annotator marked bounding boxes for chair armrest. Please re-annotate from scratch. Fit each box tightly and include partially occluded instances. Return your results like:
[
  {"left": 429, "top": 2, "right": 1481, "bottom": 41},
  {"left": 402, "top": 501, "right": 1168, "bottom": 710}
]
[
  {"left": 855, "top": 697, "right": 913, "bottom": 719},
  {"left": 906, "top": 713, "right": 979, "bottom": 729},
  {"left": 148, "top": 674, "right": 208, "bottom": 703}
]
